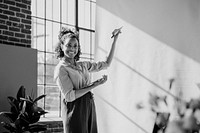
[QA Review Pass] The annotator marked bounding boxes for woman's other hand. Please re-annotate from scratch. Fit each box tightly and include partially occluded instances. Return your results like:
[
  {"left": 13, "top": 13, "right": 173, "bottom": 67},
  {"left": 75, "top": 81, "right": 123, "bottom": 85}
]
[{"left": 92, "top": 75, "right": 108, "bottom": 87}]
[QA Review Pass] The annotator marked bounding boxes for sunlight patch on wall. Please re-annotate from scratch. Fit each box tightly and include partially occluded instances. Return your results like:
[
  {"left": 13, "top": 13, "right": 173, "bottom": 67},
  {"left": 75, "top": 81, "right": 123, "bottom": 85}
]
[{"left": 94, "top": 6, "right": 200, "bottom": 133}]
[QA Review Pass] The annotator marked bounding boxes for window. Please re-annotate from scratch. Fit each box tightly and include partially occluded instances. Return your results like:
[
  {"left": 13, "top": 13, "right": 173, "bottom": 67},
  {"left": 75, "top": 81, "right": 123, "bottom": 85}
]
[{"left": 31, "top": 0, "right": 96, "bottom": 117}]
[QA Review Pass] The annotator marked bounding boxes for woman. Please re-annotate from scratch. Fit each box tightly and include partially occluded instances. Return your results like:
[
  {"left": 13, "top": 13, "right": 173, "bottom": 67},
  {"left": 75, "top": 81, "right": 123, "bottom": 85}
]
[{"left": 54, "top": 27, "right": 121, "bottom": 133}]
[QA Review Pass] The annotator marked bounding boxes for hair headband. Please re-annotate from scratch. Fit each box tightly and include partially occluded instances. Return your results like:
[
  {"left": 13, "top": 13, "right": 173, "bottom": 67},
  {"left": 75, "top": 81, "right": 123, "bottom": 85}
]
[{"left": 58, "top": 27, "right": 79, "bottom": 43}]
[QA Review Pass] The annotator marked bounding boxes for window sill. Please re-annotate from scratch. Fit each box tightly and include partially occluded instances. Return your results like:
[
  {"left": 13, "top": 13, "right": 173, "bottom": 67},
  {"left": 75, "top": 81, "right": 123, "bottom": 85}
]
[
  {"left": 38, "top": 117, "right": 63, "bottom": 133},
  {"left": 39, "top": 117, "right": 62, "bottom": 122}
]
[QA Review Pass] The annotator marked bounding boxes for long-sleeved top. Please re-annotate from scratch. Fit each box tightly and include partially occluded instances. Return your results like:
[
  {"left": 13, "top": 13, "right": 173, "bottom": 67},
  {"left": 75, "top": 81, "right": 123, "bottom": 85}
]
[{"left": 54, "top": 60, "right": 108, "bottom": 102}]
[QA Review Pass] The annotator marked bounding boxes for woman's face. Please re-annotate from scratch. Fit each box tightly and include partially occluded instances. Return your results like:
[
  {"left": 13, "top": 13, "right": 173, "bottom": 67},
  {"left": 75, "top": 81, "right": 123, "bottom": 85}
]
[{"left": 61, "top": 37, "right": 79, "bottom": 59}]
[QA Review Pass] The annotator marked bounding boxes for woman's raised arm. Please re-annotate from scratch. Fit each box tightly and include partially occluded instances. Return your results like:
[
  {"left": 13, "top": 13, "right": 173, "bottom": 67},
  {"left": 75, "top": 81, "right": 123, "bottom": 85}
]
[{"left": 106, "top": 27, "right": 122, "bottom": 66}]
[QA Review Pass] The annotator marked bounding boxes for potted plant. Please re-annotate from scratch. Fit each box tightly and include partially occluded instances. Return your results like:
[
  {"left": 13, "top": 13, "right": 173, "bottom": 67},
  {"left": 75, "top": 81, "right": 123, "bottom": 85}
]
[
  {"left": 0, "top": 86, "right": 48, "bottom": 133},
  {"left": 136, "top": 79, "right": 200, "bottom": 133}
]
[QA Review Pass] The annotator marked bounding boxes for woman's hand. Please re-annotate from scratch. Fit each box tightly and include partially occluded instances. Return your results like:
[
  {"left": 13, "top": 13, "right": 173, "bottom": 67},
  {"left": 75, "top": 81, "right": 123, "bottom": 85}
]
[
  {"left": 111, "top": 26, "right": 122, "bottom": 38},
  {"left": 92, "top": 75, "right": 108, "bottom": 87},
  {"left": 75, "top": 75, "right": 107, "bottom": 99}
]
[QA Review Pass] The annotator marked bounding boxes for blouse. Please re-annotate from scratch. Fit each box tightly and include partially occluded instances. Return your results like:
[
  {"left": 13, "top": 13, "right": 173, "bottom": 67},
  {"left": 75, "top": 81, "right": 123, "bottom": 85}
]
[{"left": 54, "top": 60, "right": 108, "bottom": 102}]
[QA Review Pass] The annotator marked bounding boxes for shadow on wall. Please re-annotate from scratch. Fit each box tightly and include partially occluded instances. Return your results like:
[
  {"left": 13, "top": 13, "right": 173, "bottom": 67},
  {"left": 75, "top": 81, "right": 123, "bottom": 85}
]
[
  {"left": 97, "top": 0, "right": 200, "bottom": 63},
  {"left": 97, "top": 47, "right": 174, "bottom": 96}
]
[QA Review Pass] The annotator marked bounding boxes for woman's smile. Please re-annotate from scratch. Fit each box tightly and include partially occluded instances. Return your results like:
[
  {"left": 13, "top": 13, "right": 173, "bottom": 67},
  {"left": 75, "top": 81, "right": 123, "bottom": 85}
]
[{"left": 67, "top": 50, "right": 76, "bottom": 56}]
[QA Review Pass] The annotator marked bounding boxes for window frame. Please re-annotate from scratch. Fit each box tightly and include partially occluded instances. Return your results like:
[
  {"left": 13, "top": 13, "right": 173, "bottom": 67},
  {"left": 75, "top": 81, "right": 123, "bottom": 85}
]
[{"left": 31, "top": 0, "right": 96, "bottom": 117}]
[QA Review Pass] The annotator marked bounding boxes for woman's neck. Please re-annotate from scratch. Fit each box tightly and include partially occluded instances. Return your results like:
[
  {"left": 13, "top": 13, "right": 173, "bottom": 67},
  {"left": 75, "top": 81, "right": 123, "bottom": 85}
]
[{"left": 63, "top": 57, "right": 76, "bottom": 65}]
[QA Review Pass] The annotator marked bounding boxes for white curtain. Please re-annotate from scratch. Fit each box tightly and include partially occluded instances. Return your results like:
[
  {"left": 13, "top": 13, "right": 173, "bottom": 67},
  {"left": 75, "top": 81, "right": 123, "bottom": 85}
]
[{"left": 94, "top": 0, "right": 200, "bottom": 133}]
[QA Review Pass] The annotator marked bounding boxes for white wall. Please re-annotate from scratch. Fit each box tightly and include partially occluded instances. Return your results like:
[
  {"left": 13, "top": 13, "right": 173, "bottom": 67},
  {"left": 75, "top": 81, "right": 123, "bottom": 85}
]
[{"left": 94, "top": 0, "right": 200, "bottom": 133}]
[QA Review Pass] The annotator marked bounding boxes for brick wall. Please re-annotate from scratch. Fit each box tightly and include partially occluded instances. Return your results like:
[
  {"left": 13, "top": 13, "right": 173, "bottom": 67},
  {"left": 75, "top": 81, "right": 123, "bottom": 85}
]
[{"left": 0, "top": 0, "right": 31, "bottom": 47}]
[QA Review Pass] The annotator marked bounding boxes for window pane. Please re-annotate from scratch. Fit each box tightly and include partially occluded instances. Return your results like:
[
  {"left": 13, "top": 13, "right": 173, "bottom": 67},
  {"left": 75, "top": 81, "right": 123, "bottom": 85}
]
[
  {"left": 60, "top": 0, "right": 80, "bottom": 25},
  {"left": 67, "top": 0, "right": 75, "bottom": 25},
  {"left": 37, "top": 85, "right": 45, "bottom": 109},
  {"left": 38, "top": 51, "right": 45, "bottom": 63},
  {"left": 45, "top": 86, "right": 61, "bottom": 117},
  {"left": 38, "top": 63, "right": 44, "bottom": 84},
  {"left": 52, "top": 0, "right": 60, "bottom": 21},
  {"left": 79, "top": 29, "right": 91, "bottom": 56},
  {"left": 46, "top": 65, "right": 56, "bottom": 85},
  {"left": 91, "top": 2, "right": 96, "bottom": 30},
  {"left": 78, "top": 1, "right": 96, "bottom": 30},
  {"left": 32, "top": 19, "right": 45, "bottom": 51},
  {"left": 46, "top": 0, "right": 60, "bottom": 21},
  {"left": 61, "top": 24, "right": 75, "bottom": 29},
  {"left": 61, "top": 0, "right": 68, "bottom": 24},
  {"left": 46, "top": 21, "right": 53, "bottom": 52},
  {"left": 91, "top": 32, "right": 95, "bottom": 56},
  {"left": 79, "top": 0, "right": 91, "bottom": 29},
  {"left": 46, "top": 21, "right": 60, "bottom": 53},
  {"left": 36, "top": 0, "right": 45, "bottom": 18},
  {"left": 46, "top": 53, "right": 59, "bottom": 65},
  {"left": 31, "top": 0, "right": 37, "bottom": 17},
  {"left": 46, "top": 0, "right": 53, "bottom": 20},
  {"left": 32, "top": 18, "right": 37, "bottom": 49},
  {"left": 52, "top": 23, "right": 61, "bottom": 52}
]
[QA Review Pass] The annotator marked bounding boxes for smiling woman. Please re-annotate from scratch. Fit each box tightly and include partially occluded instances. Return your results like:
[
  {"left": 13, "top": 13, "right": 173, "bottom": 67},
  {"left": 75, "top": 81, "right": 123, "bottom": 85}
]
[{"left": 54, "top": 26, "right": 121, "bottom": 133}]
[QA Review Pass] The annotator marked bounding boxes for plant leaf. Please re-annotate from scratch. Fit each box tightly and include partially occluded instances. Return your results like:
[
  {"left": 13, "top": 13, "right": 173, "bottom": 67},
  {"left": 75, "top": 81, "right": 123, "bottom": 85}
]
[
  {"left": 32, "top": 106, "right": 44, "bottom": 113},
  {"left": 0, "top": 112, "right": 17, "bottom": 122},
  {"left": 20, "top": 97, "right": 32, "bottom": 103},
  {"left": 17, "top": 86, "right": 26, "bottom": 101},
  {"left": 1, "top": 122, "right": 16, "bottom": 132},
  {"left": 33, "top": 94, "right": 46, "bottom": 103},
  {"left": 28, "top": 95, "right": 34, "bottom": 102},
  {"left": 29, "top": 116, "right": 40, "bottom": 124},
  {"left": 21, "top": 101, "right": 26, "bottom": 113},
  {"left": 34, "top": 110, "right": 48, "bottom": 116},
  {"left": 19, "top": 101, "right": 24, "bottom": 112},
  {"left": 16, "top": 113, "right": 30, "bottom": 128},
  {"left": 28, "top": 111, "right": 48, "bottom": 124},
  {"left": 7, "top": 97, "right": 19, "bottom": 115}
]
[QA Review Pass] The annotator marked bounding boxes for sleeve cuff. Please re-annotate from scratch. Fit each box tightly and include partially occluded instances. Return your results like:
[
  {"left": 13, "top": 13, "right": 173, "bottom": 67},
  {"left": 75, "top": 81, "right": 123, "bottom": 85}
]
[{"left": 64, "top": 90, "right": 76, "bottom": 102}]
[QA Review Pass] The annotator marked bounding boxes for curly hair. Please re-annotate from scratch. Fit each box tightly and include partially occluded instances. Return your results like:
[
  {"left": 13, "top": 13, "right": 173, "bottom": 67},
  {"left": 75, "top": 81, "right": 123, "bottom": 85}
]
[{"left": 55, "top": 27, "right": 81, "bottom": 61}]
